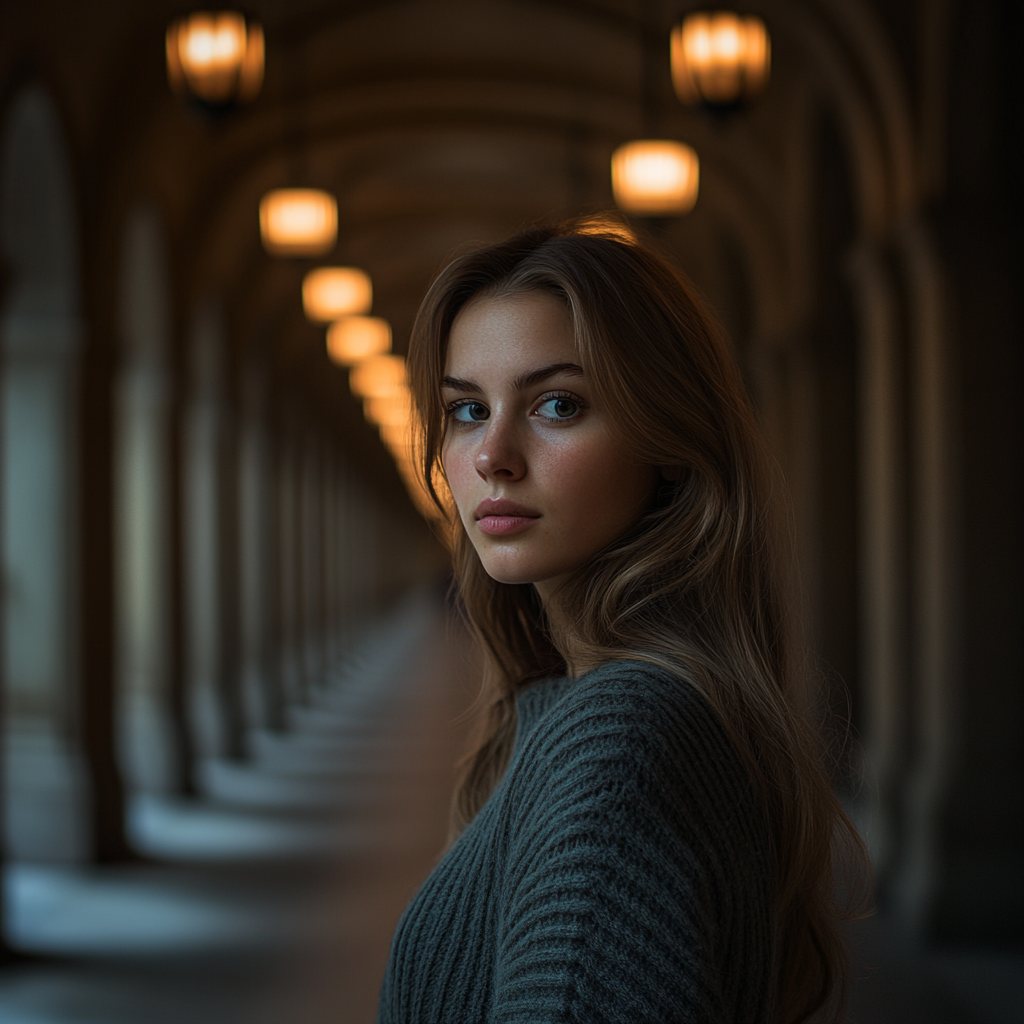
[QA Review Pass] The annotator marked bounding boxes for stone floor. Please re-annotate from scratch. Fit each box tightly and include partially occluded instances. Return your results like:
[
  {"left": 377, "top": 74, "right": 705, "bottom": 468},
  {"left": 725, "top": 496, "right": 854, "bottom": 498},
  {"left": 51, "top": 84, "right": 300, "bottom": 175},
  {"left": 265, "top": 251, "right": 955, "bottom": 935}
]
[
  {"left": 0, "top": 591, "right": 479, "bottom": 1024},
  {"left": 0, "top": 591, "right": 1020, "bottom": 1024}
]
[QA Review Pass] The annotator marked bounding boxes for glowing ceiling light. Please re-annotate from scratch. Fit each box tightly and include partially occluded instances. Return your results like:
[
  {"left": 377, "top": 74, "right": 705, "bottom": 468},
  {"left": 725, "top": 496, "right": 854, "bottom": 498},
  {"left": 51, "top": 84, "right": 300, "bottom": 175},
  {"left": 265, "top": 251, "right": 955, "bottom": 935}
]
[
  {"left": 259, "top": 189, "right": 338, "bottom": 257},
  {"left": 302, "top": 267, "right": 372, "bottom": 322},
  {"left": 379, "top": 420, "right": 412, "bottom": 452},
  {"left": 373, "top": 417, "right": 438, "bottom": 520},
  {"left": 611, "top": 140, "right": 699, "bottom": 216},
  {"left": 166, "top": 11, "right": 264, "bottom": 105},
  {"left": 349, "top": 354, "right": 406, "bottom": 400},
  {"left": 671, "top": 11, "right": 770, "bottom": 107},
  {"left": 365, "top": 391, "right": 411, "bottom": 428},
  {"left": 326, "top": 316, "right": 392, "bottom": 366}
]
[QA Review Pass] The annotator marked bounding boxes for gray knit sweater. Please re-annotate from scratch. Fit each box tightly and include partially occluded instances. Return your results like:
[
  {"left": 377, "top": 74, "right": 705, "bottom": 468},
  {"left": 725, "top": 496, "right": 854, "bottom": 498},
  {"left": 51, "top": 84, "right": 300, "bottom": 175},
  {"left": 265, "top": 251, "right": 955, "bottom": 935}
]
[{"left": 377, "top": 659, "right": 777, "bottom": 1023}]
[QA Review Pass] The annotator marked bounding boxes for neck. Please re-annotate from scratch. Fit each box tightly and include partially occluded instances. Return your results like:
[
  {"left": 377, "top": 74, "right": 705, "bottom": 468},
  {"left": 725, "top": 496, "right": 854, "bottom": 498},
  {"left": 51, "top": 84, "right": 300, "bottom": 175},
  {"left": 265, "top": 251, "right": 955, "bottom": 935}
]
[{"left": 533, "top": 578, "right": 598, "bottom": 680}]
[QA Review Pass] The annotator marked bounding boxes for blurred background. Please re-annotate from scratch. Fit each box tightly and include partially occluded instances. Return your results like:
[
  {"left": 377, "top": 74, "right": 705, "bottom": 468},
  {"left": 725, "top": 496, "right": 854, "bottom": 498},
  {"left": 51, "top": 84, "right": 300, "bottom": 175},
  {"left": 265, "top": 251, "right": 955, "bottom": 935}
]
[{"left": 0, "top": 1, "right": 1019, "bottom": 1022}]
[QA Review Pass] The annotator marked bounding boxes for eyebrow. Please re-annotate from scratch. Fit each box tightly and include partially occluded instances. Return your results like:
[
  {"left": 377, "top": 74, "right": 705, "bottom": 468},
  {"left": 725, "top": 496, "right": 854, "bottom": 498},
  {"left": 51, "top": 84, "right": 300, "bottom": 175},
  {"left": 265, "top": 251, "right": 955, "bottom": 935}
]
[{"left": 440, "top": 361, "right": 585, "bottom": 394}]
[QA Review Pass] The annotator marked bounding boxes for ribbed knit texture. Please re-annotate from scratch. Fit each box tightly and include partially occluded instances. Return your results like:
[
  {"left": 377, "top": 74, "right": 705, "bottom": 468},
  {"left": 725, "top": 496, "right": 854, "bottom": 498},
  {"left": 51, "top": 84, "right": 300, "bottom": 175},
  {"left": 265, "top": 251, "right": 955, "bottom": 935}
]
[{"left": 377, "top": 659, "right": 777, "bottom": 1023}]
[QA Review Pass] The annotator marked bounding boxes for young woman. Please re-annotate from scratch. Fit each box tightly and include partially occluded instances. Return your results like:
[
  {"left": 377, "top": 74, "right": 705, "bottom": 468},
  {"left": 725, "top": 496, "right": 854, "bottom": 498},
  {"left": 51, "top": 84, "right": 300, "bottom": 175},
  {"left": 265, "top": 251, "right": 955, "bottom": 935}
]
[{"left": 377, "top": 217, "right": 868, "bottom": 1024}]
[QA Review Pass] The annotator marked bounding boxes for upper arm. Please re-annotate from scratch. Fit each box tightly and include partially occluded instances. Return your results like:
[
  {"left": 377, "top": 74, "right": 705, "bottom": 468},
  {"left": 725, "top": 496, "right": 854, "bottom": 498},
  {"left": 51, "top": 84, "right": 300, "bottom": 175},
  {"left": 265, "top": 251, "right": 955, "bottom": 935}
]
[{"left": 492, "top": 691, "right": 737, "bottom": 1023}]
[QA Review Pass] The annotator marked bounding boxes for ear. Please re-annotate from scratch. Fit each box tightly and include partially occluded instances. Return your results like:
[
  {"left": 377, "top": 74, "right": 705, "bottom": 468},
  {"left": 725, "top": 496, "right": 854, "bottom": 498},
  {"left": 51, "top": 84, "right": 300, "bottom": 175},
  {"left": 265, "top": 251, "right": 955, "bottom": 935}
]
[{"left": 659, "top": 465, "right": 682, "bottom": 482}]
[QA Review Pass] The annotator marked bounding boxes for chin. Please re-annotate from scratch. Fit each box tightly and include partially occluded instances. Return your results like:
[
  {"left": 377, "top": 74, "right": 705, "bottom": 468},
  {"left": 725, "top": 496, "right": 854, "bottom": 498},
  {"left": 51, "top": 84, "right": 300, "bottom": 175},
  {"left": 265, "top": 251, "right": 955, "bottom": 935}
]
[
  {"left": 478, "top": 553, "right": 570, "bottom": 588},
  {"left": 475, "top": 553, "right": 540, "bottom": 587},
  {"left": 480, "top": 564, "right": 540, "bottom": 586}
]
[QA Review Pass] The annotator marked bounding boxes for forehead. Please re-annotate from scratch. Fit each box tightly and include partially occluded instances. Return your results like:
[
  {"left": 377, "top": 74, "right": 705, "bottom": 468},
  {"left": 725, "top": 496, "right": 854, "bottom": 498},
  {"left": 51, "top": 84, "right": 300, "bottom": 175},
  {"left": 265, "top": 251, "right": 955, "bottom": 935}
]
[{"left": 445, "top": 291, "right": 575, "bottom": 376}]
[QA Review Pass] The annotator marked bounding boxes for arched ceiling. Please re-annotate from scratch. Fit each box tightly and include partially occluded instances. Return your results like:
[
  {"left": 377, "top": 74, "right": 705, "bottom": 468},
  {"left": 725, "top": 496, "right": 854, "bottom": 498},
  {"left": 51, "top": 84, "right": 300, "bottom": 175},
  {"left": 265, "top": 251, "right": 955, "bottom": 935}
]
[{"left": 1, "top": 0, "right": 932, "bottom": 502}]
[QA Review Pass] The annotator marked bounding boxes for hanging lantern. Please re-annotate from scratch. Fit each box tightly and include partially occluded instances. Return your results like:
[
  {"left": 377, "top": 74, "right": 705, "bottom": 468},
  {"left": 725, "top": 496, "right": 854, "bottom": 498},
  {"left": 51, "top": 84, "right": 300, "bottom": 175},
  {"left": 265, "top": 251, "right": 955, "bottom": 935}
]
[
  {"left": 302, "top": 268, "right": 372, "bottom": 322},
  {"left": 380, "top": 422, "right": 436, "bottom": 519},
  {"left": 611, "top": 140, "right": 699, "bottom": 216},
  {"left": 350, "top": 354, "right": 406, "bottom": 400},
  {"left": 381, "top": 421, "right": 416, "bottom": 474},
  {"left": 671, "top": 12, "right": 770, "bottom": 107},
  {"left": 259, "top": 190, "right": 338, "bottom": 257},
  {"left": 166, "top": 12, "right": 264, "bottom": 105},
  {"left": 379, "top": 420, "right": 411, "bottom": 452},
  {"left": 326, "top": 316, "right": 392, "bottom": 366},
  {"left": 365, "top": 391, "right": 411, "bottom": 428}
]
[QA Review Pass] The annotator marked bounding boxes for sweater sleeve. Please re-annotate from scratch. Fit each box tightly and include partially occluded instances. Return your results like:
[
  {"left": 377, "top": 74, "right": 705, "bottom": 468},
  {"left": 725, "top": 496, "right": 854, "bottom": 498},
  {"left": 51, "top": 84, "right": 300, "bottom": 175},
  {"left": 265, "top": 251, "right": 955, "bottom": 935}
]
[{"left": 491, "top": 664, "right": 774, "bottom": 1024}]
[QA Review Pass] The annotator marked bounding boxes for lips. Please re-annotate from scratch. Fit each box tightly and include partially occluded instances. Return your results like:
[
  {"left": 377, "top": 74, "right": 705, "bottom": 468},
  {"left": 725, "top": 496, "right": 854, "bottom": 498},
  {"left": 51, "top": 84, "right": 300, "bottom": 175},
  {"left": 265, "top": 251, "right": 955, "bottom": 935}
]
[
  {"left": 474, "top": 497, "right": 541, "bottom": 536},
  {"left": 474, "top": 498, "right": 540, "bottom": 519}
]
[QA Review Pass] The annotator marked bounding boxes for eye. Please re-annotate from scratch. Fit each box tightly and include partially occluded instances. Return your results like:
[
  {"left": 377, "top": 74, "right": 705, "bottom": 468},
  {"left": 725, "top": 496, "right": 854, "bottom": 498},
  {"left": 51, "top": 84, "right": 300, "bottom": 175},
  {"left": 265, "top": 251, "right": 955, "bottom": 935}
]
[
  {"left": 450, "top": 401, "right": 489, "bottom": 423},
  {"left": 536, "top": 396, "right": 581, "bottom": 421}
]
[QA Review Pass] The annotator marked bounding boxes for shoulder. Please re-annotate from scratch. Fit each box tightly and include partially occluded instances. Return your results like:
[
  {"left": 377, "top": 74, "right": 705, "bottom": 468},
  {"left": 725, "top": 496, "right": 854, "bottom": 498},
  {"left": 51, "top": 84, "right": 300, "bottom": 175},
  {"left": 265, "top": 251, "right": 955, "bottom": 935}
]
[
  {"left": 509, "top": 659, "right": 754, "bottom": 818},
  {"left": 497, "top": 661, "right": 777, "bottom": 1023},
  {"left": 563, "top": 657, "right": 713, "bottom": 720},
  {"left": 525, "top": 658, "right": 735, "bottom": 768}
]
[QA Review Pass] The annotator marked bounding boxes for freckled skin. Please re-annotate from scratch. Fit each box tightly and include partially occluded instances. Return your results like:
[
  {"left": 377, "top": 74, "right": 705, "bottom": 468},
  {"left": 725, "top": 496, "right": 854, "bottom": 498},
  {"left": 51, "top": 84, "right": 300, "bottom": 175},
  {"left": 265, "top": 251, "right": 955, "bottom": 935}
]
[{"left": 442, "top": 291, "right": 659, "bottom": 599}]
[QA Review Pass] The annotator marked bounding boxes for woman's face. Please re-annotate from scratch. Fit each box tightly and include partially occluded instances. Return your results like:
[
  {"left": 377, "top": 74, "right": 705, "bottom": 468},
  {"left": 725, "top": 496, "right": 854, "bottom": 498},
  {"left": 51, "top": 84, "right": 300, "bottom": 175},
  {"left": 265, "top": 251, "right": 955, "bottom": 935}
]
[{"left": 441, "top": 290, "right": 659, "bottom": 596}]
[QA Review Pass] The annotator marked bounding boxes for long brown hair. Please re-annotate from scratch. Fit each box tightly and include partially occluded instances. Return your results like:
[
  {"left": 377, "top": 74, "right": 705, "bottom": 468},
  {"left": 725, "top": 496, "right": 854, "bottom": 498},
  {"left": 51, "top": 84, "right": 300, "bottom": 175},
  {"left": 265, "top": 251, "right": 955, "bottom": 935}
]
[{"left": 407, "top": 216, "right": 870, "bottom": 1024}]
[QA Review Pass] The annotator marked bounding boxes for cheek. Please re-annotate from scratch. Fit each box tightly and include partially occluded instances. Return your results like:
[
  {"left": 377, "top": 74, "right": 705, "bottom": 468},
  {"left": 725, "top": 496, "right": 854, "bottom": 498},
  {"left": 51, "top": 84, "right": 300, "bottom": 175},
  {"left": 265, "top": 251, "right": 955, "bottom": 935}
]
[
  {"left": 441, "top": 437, "right": 477, "bottom": 514},
  {"left": 541, "top": 434, "right": 653, "bottom": 529}
]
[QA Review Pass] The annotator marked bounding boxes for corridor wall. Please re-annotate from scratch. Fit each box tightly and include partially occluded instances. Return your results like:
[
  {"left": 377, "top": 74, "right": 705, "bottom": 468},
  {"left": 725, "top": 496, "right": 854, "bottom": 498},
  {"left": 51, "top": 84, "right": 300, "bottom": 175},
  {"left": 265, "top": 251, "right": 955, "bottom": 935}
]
[
  {"left": 0, "top": 85, "right": 88, "bottom": 862},
  {"left": 115, "top": 204, "right": 175, "bottom": 794}
]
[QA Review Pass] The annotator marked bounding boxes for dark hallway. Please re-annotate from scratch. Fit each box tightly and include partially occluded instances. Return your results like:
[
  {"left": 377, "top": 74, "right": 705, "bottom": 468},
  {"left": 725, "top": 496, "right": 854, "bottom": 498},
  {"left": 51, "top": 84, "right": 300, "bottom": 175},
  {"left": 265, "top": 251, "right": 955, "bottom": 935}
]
[
  {"left": 0, "top": 591, "right": 1018, "bottom": 1023},
  {"left": 0, "top": 591, "right": 480, "bottom": 1023},
  {"left": 0, "top": 2, "right": 1020, "bottom": 1022}
]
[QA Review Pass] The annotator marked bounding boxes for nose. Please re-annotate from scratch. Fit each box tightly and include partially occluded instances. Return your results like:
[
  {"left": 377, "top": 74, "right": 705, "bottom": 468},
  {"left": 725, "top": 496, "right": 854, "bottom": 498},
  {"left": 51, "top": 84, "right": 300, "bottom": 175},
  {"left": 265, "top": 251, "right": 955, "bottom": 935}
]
[{"left": 474, "top": 414, "right": 526, "bottom": 482}]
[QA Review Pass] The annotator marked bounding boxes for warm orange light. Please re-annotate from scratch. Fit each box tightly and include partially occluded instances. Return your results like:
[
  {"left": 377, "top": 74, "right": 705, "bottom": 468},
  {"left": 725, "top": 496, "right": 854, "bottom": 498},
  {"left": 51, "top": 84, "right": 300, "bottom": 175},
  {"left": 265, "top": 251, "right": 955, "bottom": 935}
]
[
  {"left": 374, "top": 418, "right": 438, "bottom": 519},
  {"left": 259, "top": 190, "right": 337, "bottom": 257},
  {"left": 392, "top": 450, "right": 438, "bottom": 519},
  {"left": 611, "top": 141, "right": 699, "bottom": 215},
  {"left": 575, "top": 217, "right": 639, "bottom": 244},
  {"left": 326, "top": 316, "right": 391, "bottom": 366},
  {"left": 380, "top": 421, "right": 412, "bottom": 450},
  {"left": 166, "top": 12, "right": 264, "bottom": 104},
  {"left": 671, "top": 12, "right": 770, "bottom": 106},
  {"left": 365, "top": 391, "right": 411, "bottom": 428},
  {"left": 303, "top": 268, "right": 372, "bottom": 322},
  {"left": 350, "top": 354, "right": 406, "bottom": 399}
]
